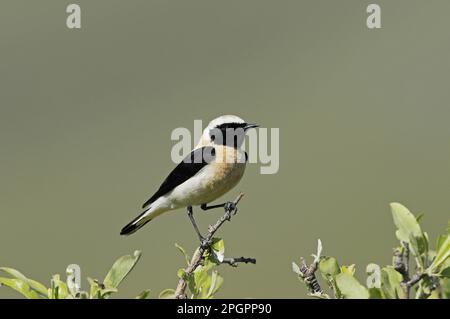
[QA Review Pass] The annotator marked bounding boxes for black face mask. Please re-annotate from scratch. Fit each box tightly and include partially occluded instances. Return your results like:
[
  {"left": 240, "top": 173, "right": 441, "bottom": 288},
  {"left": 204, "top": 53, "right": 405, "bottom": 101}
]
[{"left": 209, "top": 123, "right": 247, "bottom": 148}]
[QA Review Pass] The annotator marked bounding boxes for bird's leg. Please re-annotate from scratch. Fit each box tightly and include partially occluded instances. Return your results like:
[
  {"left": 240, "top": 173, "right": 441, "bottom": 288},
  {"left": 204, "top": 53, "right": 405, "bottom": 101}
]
[
  {"left": 201, "top": 201, "right": 238, "bottom": 215},
  {"left": 186, "top": 206, "right": 207, "bottom": 244},
  {"left": 200, "top": 203, "right": 225, "bottom": 211}
]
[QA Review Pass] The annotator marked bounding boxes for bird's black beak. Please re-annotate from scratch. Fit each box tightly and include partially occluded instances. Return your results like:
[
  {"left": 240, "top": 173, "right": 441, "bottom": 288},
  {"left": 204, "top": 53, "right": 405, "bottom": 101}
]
[{"left": 244, "top": 123, "right": 259, "bottom": 131}]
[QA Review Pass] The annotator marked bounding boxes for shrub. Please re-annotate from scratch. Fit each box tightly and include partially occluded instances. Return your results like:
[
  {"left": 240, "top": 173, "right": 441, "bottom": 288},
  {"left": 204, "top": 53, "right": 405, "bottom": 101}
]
[{"left": 292, "top": 203, "right": 450, "bottom": 299}]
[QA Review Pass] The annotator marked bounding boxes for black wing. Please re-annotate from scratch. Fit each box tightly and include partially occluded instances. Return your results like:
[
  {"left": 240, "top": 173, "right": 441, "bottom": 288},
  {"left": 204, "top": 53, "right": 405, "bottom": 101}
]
[{"left": 142, "top": 146, "right": 216, "bottom": 208}]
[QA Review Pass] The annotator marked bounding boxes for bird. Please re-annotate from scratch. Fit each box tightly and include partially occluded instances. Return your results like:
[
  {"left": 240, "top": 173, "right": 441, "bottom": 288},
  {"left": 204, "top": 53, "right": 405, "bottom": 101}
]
[{"left": 120, "top": 115, "right": 258, "bottom": 242}]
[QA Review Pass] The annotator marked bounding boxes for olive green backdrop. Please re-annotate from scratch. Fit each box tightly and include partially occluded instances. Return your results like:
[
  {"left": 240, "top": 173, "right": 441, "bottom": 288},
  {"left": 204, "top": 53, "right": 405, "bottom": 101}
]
[{"left": 1, "top": 0, "right": 449, "bottom": 298}]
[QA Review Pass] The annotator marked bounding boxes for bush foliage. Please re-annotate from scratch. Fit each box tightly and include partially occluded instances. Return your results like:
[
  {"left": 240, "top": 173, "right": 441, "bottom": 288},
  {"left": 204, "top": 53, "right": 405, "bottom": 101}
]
[
  {"left": 1, "top": 202, "right": 449, "bottom": 299},
  {"left": 0, "top": 239, "right": 226, "bottom": 299},
  {"left": 293, "top": 203, "right": 450, "bottom": 299}
]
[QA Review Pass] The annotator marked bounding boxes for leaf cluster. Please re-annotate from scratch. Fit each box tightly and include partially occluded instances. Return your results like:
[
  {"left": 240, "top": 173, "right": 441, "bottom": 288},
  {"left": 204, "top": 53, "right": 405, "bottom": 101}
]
[{"left": 293, "top": 203, "right": 450, "bottom": 299}]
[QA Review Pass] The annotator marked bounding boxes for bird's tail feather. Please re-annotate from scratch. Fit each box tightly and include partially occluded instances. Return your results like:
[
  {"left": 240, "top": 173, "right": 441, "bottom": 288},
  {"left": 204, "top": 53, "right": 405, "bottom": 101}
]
[{"left": 120, "top": 207, "right": 153, "bottom": 236}]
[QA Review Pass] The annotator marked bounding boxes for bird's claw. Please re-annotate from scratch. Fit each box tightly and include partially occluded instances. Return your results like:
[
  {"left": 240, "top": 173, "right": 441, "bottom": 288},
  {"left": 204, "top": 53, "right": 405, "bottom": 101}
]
[
  {"left": 200, "top": 237, "right": 212, "bottom": 249},
  {"left": 224, "top": 201, "right": 237, "bottom": 213}
]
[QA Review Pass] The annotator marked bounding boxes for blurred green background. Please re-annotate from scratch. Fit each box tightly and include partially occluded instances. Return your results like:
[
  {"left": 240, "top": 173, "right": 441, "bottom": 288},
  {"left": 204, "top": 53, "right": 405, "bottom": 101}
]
[{"left": 1, "top": 0, "right": 449, "bottom": 298}]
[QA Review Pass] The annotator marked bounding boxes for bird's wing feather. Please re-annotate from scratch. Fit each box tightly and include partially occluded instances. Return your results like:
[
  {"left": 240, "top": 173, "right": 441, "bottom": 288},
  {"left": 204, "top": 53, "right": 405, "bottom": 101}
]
[{"left": 142, "top": 146, "right": 215, "bottom": 208}]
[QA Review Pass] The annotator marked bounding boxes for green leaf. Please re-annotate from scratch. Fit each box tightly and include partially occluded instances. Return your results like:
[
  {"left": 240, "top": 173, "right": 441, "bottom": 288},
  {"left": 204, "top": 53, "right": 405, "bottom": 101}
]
[
  {"left": 416, "top": 275, "right": 435, "bottom": 298},
  {"left": 427, "top": 250, "right": 437, "bottom": 267},
  {"left": 87, "top": 277, "right": 100, "bottom": 299},
  {"left": 440, "top": 267, "right": 450, "bottom": 278},
  {"left": 335, "top": 273, "right": 369, "bottom": 299},
  {"left": 415, "top": 213, "right": 425, "bottom": 223},
  {"left": 186, "top": 273, "right": 197, "bottom": 297},
  {"left": 317, "top": 257, "right": 341, "bottom": 297},
  {"left": 380, "top": 267, "right": 404, "bottom": 299},
  {"left": 428, "top": 234, "right": 450, "bottom": 274},
  {"left": 86, "top": 279, "right": 118, "bottom": 299},
  {"left": 319, "top": 257, "right": 340, "bottom": 278},
  {"left": 136, "top": 289, "right": 151, "bottom": 299},
  {"left": 103, "top": 250, "right": 142, "bottom": 289},
  {"left": 390, "top": 203, "right": 426, "bottom": 258},
  {"left": 77, "top": 291, "right": 89, "bottom": 299},
  {"left": 0, "top": 277, "right": 39, "bottom": 299},
  {"left": 175, "top": 243, "right": 191, "bottom": 265},
  {"left": 210, "top": 238, "right": 225, "bottom": 263},
  {"left": 340, "top": 264, "right": 356, "bottom": 276},
  {"left": 177, "top": 268, "right": 187, "bottom": 280},
  {"left": 159, "top": 288, "right": 176, "bottom": 299},
  {"left": 99, "top": 287, "right": 118, "bottom": 299},
  {"left": 390, "top": 203, "right": 422, "bottom": 240},
  {"left": 50, "top": 274, "right": 69, "bottom": 299},
  {"left": 194, "top": 266, "right": 210, "bottom": 295},
  {"left": 368, "top": 288, "right": 384, "bottom": 299},
  {"left": 441, "top": 277, "right": 450, "bottom": 299},
  {"left": 427, "top": 290, "right": 440, "bottom": 299},
  {"left": 205, "top": 270, "right": 223, "bottom": 299},
  {"left": 0, "top": 267, "right": 28, "bottom": 281},
  {"left": 0, "top": 267, "right": 47, "bottom": 297},
  {"left": 422, "top": 232, "right": 430, "bottom": 256},
  {"left": 28, "top": 279, "right": 49, "bottom": 297},
  {"left": 202, "top": 256, "right": 217, "bottom": 272},
  {"left": 437, "top": 234, "right": 447, "bottom": 252},
  {"left": 438, "top": 257, "right": 450, "bottom": 277}
]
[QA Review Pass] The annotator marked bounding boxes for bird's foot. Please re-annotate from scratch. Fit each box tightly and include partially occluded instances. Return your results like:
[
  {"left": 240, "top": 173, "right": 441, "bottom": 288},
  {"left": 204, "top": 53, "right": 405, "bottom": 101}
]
[
  {"left": 224, "top": 201, "right": 238, "bottom": 220},
  {"left": 200, "top": 237, "right": 212, "bottom": 249}
]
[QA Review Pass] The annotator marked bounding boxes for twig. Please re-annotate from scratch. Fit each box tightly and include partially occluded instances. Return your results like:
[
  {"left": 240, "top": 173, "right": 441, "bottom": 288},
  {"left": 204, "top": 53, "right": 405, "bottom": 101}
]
[
  {"left": 393, "top": 243, "right": 427, "bottom": 299},
  {"left": 406, "top": 271, "right": 424, "bottom": 287},
  {"left": 296, "top": 240, "right": 328, "bottom": 298},
  {"left": 174, "top": 193, "right": 255, "bottom": 299},
  {"left": 299, "top": 259, "right": 322, "bottom": 295},
  {"left": 404, "top": 244, "right": 410, "bottom": 275},
  {"left": 393, "top": 246, "right": 409, "bottom": 281},
  {"left": 394, "top": 243, "right": 413, "bottom": 298},
  {"left": 221, "top": 257, "right": 256, "bottom": 267}
]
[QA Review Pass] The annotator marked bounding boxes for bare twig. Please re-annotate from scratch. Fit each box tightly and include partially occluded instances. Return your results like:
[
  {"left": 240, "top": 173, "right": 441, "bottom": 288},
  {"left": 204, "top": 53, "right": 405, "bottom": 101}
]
[
  {"left": 174, "top": 193, "right": 255, "bottom": 299},
  {"left": 406, "top": 271, "right": 425, "bottom": 287},
  {"left": 394, "top": 246, "right": 409, "bottom": 281},
  {"left": 394, "top": 243, "right": 414, "bottom": 299},
  {"left": 299, "top": 259, "right": 322, "bottom": 295},
  {"left": 404, "top": 244, "right": 410, "bottom": 274},
  {"left": 222, "top": 257, "right": 256, "bottom": 267},
  {"left": 393, "top": 243, "right": 428, "bottom": 299},
  {"left": 296, "top": 240, "right": 328, "bottom": 298}
]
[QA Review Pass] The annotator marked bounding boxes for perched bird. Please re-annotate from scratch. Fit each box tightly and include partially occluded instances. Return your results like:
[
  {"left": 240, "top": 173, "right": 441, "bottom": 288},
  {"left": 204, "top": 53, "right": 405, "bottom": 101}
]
[{"left": 120, "top": 115, "right": 258, "bottom": 241}]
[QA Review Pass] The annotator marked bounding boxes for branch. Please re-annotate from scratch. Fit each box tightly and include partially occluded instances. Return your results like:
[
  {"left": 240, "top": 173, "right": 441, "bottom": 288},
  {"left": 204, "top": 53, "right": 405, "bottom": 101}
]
[
  {"left": 394, "top": 243, "right": 428, "bottom": 299},
  {"left": 406, "top": 271, "right": 425, "bottom": 287},
  {"left": 174, "top": 193, "right": 255, "bottom": 299},
  {"left": 394, "top": 243, "right": 414, "bottom": 299},
  {"left": 221, "top": 257, "right": 256, "bottom": 267},
  {"left": 393, "top": 245, "right": 409, "bottom": 281},
  {"left": 295, "top": 239, "right": 328, "bottom": 298}
]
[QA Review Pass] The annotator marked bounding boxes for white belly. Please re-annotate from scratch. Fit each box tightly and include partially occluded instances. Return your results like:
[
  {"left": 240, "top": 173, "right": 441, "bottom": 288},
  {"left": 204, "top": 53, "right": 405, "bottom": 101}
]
[{"left": 165, "top": 147, "right": 247, "bottom": 208}]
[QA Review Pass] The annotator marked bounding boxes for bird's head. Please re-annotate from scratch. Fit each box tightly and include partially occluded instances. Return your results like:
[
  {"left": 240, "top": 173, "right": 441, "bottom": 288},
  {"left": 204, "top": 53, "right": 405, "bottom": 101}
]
[{"left": 198, "top": 115, "right": 259, "bottom": 148}]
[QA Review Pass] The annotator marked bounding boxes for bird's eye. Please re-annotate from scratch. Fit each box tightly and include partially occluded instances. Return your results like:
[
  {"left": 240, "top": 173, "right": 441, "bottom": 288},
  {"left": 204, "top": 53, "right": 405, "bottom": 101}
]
[{"left": 211, "top": 135, "right": 216, "bottom": 141}]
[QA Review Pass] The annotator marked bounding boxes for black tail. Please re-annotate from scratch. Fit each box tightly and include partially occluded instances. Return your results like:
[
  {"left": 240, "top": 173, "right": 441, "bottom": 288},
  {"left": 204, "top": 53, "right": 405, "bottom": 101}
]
[{"left": 120, "top": 209, "right": 151, "bottom": 236}]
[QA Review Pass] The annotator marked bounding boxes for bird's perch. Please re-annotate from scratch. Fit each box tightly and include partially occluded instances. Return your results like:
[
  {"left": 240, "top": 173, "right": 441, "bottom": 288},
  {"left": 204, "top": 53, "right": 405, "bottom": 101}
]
[{"left": 174, "top": 193, "right": 255, "bottom": 299}]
